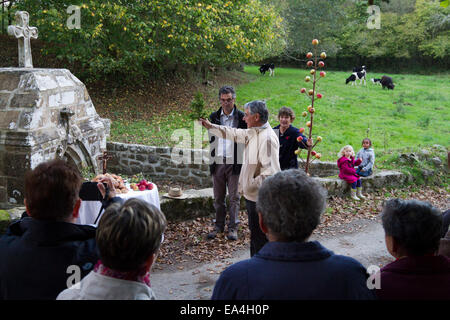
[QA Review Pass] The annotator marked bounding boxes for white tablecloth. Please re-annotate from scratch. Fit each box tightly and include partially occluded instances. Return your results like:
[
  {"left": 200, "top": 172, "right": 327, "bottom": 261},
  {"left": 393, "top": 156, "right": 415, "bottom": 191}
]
[{"left": 77, "top": 185, "right": 160, "bottom": 226}]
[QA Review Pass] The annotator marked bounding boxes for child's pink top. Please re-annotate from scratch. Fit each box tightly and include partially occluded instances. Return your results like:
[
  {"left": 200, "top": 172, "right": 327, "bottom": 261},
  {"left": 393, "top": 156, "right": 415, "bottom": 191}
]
[{"left": 337, "top": 156, "right": 362, "bottom": 184}]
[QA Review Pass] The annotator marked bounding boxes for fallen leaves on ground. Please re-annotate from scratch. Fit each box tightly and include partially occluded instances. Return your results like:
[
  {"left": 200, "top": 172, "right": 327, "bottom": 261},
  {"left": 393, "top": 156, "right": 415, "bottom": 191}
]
[
  {"left": 157, "top": 211, "right": 251, "bottom": 266},
  {"left": 155, "top": 185, "right": 449, "bottom": 267}
]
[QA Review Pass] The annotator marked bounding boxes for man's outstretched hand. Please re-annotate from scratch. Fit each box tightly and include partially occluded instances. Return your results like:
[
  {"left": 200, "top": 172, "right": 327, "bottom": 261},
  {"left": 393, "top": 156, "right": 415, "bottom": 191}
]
[{"left": 199, "top": 118, "right": 212, "bottom": 129}]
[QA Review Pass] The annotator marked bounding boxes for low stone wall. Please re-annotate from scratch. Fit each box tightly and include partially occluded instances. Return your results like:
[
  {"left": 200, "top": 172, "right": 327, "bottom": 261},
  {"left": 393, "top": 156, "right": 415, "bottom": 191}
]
[
  {"left": 315, "top": 170, "right": 412, "bottom": 197},
  {"left": 299, "top": 161, "right": 339, "bottom": 177},
  {"left": 106, "top": 142, "right": 212, "bottom": 187},
  {"left": 106, "top": 142, "right": 342, "bottom": 186}
]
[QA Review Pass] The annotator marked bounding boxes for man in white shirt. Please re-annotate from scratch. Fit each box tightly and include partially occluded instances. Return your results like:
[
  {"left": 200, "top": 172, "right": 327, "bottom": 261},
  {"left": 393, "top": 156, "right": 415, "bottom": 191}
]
[{"left": 207, "top": 86, "right": 247, "bottom": 241}]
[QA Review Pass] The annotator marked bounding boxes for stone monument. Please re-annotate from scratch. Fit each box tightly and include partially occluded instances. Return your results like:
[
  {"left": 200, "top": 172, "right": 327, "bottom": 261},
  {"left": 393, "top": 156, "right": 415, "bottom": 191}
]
[{"left": 0, "top": 11, "right": 110, "bottom": 207}]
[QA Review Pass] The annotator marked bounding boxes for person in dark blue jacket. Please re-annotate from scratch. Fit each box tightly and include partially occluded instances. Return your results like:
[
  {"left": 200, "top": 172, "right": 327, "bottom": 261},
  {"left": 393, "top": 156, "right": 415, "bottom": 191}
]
[
  {"left": 273, "top": 107, "right": 310, "bottom": 170},
  {"left": 0, "top": 159, "right": 122, "bottom": 300},
  {"left": 211, "top": 169, "right": 376, "bottom": 300}
]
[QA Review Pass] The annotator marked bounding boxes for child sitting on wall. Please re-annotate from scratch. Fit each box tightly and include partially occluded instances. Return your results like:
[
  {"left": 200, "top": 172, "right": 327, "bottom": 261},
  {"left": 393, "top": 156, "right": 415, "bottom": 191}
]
[{"left": 338, "top": 145, "right": 364, "bottom": 200}]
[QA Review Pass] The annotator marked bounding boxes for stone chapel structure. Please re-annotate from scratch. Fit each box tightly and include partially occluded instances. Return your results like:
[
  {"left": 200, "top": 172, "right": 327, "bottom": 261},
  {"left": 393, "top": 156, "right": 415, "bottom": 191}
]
[{"left": 0, "top": 11, "right": 109, "bottom": 207}]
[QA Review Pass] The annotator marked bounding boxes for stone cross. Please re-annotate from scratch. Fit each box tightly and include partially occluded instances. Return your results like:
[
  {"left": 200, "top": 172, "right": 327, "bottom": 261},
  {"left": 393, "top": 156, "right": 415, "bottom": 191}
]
[
  {"left": 7, "top": 11, "right": 38, "bottom": 68},
  {"left": 98, "top": 151, "right": 112, "bottom": 175}
]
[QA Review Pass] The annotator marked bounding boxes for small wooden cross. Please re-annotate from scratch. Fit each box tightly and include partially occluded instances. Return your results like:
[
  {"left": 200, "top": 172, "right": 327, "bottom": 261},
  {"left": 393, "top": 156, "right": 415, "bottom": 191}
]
[
  {"left": 7, "top": 11, "right": 38, "bottom": 68},
  {"left": 98, "top": 151, "right": 112, "bottom": 174}
]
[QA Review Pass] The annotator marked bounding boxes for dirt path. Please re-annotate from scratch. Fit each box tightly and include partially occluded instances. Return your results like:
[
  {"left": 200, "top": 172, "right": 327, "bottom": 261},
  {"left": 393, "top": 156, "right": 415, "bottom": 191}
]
[{"left": 150, "top": 217, "right": 393, "bottom": 300}]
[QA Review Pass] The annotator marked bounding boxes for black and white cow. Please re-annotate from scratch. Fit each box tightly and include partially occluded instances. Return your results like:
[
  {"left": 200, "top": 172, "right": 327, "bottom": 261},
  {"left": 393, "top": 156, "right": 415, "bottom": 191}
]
[
  {"left": 380, "top": 75, "right": 395, "bottom": 90},
  {"left": 346, "top": 66, "right": 367, "bottom": 85},
  {"left": 259, "top": 63, "right": 275, "bottom": 76},
  {"left": 371, "top": 78, "right": 382, "bottom": 85}
]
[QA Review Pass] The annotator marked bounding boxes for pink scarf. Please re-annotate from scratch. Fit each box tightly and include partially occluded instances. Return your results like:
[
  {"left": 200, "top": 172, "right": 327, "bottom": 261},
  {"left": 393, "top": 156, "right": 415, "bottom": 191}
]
[{"left": 94, "top": 260, "right": 151, "bottom": 287}]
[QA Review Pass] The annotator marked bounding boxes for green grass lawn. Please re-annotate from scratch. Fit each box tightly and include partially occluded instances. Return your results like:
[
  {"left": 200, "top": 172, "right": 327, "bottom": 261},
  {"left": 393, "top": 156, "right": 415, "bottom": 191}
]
[
  {"left": 237, "top": 66, "right": 449, "bottom": 165},
  {"left": 110, "top": 66, "right": 449, "bottom": 168}
]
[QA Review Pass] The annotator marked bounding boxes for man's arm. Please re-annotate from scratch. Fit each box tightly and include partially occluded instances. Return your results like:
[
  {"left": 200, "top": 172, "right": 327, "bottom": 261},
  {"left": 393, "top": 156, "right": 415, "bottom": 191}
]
[
  {"left": 199, "top": 118, "right": 249, "bottom": 144},
  {"left": 251, "top": 134, "right": 281, "bottom": 189}
]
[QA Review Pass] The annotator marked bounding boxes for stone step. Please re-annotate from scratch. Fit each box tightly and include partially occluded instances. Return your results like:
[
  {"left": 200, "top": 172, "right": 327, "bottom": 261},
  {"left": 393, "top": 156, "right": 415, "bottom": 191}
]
[{"left": 160, "top": 170, "right": 412, "bottom": 221}]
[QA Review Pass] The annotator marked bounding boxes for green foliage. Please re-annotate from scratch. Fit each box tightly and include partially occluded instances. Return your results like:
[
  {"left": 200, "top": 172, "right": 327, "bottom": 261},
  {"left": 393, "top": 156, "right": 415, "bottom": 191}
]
[
  {"left": 395, "top": 147, "right": 448, "bottom": 186},
  {"left": 276, "top": 0, "right": 347, "bottom": 57},
  {"left": 189, "top": 92, "right": 207, "bottom": 120},
  {"left": 11, "top": 0, "right": 286, "bottom": 81},
  {"left": 339, "top": 0, "right": 450, "bottom": 60},
  {"left": 271, "top": 0, "right": 449, "bottom": 62},
  {"left": 0, "top": 209, "right": 11, "bottom": 235},
  {"left": 80, "top": 164, "right": 95, "bottom": 181}
]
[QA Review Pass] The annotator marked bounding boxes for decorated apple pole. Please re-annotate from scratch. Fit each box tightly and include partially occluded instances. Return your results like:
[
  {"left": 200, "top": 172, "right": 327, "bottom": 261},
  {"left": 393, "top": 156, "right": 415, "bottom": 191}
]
[{"left": 298, "top": 38, "right": 326, "bottom": 174}]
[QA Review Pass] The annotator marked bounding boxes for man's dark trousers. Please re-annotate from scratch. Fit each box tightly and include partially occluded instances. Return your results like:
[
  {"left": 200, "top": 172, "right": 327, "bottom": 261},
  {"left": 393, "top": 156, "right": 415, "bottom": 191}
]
[
  {"left": 245, "top": 199, "right": 268, "bottom": 256},
  {"left": 212, "top": 162, "right": 240, "bottom": 231}
]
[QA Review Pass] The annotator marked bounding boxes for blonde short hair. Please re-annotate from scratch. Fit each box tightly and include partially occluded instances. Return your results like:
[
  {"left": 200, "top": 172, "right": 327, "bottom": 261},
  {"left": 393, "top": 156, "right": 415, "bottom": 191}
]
[
  {"left": 337, "top": 145, "right": 355, "bottom": 158},
  {"left": 96, "top": 198, "right": 167, "bottom": 271}
]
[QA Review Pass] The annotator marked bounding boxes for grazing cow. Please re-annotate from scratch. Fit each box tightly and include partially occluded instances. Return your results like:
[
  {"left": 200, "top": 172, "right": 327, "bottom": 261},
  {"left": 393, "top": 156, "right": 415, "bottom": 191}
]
[
  {"left": 380, "top": 75, "right": 395, "bottom": 90},
  {"left": 371, "top": 78, "right": 382, "bottom": 85},
  {"left": 353, "top": 66, "right": 367, "bottom": 73},
  {"left": 259, "top": 63, "right": 275, "bottom": 76},
  {"left": 346, "top": 66, "right": 367, "bottom": 85}
]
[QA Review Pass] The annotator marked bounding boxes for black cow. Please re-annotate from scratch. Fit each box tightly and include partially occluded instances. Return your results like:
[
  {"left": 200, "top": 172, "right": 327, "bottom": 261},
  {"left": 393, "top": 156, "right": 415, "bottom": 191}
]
[{"left": 380, "top": 75, "right": 395, "bottom": 90}]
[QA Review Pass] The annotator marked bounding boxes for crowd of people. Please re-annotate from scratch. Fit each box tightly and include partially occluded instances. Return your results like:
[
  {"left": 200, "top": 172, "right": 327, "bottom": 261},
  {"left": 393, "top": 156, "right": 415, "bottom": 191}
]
[{"left": 0, "top": 86, "right": 448, "bottom": 300}]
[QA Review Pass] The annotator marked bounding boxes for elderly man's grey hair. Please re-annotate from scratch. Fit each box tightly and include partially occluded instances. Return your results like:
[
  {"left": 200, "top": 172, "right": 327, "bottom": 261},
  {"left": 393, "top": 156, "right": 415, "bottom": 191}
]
[
  {"left": 218, "top": 85, "right": 236, "bottom": 99},
  {"left": 244, "top": 100, "right": 269, "bottom": 124},
  {"left": 256, "top": 169, "right": 327, "bottom": 242}
]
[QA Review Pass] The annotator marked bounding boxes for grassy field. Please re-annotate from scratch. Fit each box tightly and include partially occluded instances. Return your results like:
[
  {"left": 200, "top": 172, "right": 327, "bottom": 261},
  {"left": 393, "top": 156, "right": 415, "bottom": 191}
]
[{"left": 109, "top": 66, "right": 449, "bottom": 168}]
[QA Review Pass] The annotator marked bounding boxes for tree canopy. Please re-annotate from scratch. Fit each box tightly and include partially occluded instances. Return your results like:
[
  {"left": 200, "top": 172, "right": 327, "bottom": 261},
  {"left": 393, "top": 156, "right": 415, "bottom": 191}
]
[
  {"left": 3, "top": 0, "right": 448, "bottom": 80},
  {"left": 10, "top": 0, "right": 285, "bottom": 80}
]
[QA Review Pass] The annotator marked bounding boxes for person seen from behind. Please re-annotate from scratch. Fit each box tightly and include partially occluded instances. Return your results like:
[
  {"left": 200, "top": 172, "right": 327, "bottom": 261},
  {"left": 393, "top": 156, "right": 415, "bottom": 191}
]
[
  {"left": 377, "top": 199, "right": 450, "bottom": 300},
  {"left": 211, "top": 169, "right": 376, "bottom": 300},
  {"left": 57, "top": 198, "right": 167, "bottom": 300},
  {"left": 0, "top": 159, "right": 120, "bottom": 299}
]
